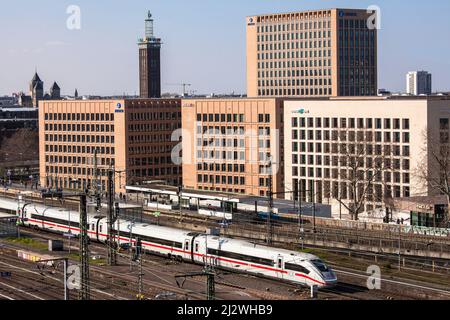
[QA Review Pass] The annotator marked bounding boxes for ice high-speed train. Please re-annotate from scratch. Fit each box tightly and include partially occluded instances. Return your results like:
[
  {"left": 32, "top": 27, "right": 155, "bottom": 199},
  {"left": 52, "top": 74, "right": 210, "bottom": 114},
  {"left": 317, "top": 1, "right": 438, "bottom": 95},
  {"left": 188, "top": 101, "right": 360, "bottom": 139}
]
[{"left": 0, "top": 198, "right": 337, "bottom": 288}]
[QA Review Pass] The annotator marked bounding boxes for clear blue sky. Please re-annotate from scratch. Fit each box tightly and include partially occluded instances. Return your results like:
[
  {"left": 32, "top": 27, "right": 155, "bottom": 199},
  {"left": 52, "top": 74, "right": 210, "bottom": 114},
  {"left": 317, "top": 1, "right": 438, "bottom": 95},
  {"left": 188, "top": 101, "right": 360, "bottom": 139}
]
[{"left": 0, "top": 0, "right": 449, "bottom": 96}]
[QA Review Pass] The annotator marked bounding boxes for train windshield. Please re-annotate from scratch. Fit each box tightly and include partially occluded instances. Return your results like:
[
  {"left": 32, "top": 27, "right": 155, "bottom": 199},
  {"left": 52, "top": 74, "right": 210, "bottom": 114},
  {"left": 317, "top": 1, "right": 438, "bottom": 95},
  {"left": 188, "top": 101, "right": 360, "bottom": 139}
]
[{"left": 311, "top": 259, "right": 330, "bottom": 273}]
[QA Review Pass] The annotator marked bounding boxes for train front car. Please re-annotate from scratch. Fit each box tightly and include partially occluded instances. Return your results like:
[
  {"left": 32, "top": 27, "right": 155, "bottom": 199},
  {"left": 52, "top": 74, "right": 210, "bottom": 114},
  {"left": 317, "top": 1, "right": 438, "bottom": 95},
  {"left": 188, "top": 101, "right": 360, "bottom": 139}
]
[{"left": 307, "top": 258, "right": 338, "bottom": 288}]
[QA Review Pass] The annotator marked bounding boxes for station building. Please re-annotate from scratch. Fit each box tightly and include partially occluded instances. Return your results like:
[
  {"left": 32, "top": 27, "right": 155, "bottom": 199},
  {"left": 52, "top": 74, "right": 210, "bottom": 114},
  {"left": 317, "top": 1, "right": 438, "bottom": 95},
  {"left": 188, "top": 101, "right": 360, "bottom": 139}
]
[
  {"left": 181, "top": 98, "right": 285, "bottom": 197},
  {"left": 283, "top": 96, "right": 450, "bottom": 218},
  {"left": 38, "top": 99, "right": 182, "bottom": 194}
]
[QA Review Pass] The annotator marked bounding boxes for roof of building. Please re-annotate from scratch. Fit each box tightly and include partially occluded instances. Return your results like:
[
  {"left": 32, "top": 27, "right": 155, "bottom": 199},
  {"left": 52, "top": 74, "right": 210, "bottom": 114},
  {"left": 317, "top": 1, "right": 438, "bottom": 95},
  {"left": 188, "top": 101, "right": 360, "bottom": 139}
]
[
  {"left": 0, "top": 107, "right": 38, "bottom": 112},
  {"left": 387, "top": 196, "right": 448, "bottom": 206},
  {"left": 18, "top": 95, "right": 32, "bottom": 102},
  {"left": 248, "top": 8, "right": 370, "bottom": 18},
  {"left": 182, "top": 95, "right": 450, "bottom": 102},
  {"left": 31, "top": 72, "right": 42, "bottom": 83},
  {"left": 50, "top": 82, "right": 60, "bottom": 90}
]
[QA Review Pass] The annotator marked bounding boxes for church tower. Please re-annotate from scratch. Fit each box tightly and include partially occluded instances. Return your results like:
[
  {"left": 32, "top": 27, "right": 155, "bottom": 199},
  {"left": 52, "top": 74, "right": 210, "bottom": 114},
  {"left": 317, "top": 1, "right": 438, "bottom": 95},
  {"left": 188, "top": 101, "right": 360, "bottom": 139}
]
[
  {"left": 30, "top": 72, "right": 44, "bottom": 107},
  {"left": 50, "top": 82, "right": 61, "bottom": 99}
]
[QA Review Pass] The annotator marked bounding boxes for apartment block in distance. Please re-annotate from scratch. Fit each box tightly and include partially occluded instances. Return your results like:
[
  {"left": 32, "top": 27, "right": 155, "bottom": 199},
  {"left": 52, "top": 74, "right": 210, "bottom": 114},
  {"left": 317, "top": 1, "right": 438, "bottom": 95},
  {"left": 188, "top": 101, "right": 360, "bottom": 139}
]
[
  {"left": 39, "top": 99, "right": 182, "bottom": 194},
  {"left": 247, "top": 8, "right": 377, "bottom": 98},
  {"left": 406, "top": 71, "right": 432, "bottom": 96},
  {"left": 283, "top": 96, "right": 450, "bottom": 217},
  {"left": 182, "top": 98, "right": 284, "bottom": 197}
]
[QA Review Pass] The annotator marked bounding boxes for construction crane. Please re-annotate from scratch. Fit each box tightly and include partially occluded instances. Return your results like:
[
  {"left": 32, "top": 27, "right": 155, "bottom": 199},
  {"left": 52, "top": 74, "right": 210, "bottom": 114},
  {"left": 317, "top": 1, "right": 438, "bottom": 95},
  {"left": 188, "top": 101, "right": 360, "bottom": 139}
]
[{"left": 165, "top": 83, "right": 192, "bottom": 96}]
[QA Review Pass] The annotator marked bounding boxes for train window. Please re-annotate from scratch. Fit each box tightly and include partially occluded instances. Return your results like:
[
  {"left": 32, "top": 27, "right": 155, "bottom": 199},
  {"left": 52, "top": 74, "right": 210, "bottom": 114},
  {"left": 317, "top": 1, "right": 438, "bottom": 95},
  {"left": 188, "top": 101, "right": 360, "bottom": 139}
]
[
  {"left": 207, "top": 248, "right": 273, "bottom": 266},
  {"left": 285, "top": 263, "right": 310, "bottom": 274},
  {"left": 195, "top": 243, "right": 199, "bottom": 252},
  {"left": 116, "top": 230, "right": 183, "bottom": 249},
  {"left": 99, "top": 225, "right": 103, "bottom": 233},
  {"left": 185, "top": 241, "right": 189, "bottom": 250},
  {"left": 30, "top": 214, "right": 80, "bottom": 228},
  {"left": 91, "top": 224, "right": 95, "bottom": 230},
  {"left": 311, "top": 259, "right": 329, "bottom": 272}
]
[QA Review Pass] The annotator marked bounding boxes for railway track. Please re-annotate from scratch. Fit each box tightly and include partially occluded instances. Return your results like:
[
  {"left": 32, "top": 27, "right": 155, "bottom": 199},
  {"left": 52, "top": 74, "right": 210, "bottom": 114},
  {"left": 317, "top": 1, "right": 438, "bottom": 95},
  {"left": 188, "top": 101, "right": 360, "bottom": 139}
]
[
  {"left": 2, "top": 209, "right": 449, "bottom": 300},
  {"left": 0, "top": 228, "right": 308, "bottom": 300},
  {"left": 0, "top": 231, "right": 255, "bottom": 300},
  {"left": 333, "top": 266, "right": 450, "bottom": 299},
  {"left": 0, "top": 244, "right": 131, "bottom": 300}
]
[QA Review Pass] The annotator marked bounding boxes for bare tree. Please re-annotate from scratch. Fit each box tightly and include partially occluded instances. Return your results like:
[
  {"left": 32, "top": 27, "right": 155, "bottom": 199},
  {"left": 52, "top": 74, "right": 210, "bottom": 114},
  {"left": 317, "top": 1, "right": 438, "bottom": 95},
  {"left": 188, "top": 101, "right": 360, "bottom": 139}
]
[
  {"left": 416, "top": 128, "right": 450, "bottom": 228},
  {"left": 0, "top": 129, "right": 39, "bottom": 163},
  {"left": 332, "top": 128, "right": 393, "bottom": 221}
]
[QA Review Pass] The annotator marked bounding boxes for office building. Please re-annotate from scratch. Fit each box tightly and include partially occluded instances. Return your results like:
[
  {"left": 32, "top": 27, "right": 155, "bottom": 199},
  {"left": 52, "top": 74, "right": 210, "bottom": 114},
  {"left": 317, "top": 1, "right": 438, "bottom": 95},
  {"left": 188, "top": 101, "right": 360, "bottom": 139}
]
[
  {"left": 283, "top": 96, "right": 450, "bottom": 217},
  {"left": 406, "top": 71, "right": 432, "bottom": 95},
  {"left": 39, "top": 99, "right": 182, "bottom": 193},
  {"left": 181, "top": 98, "right": 284, "bottom": 197},
  {"left": 138, "top": 12, "right": 162, "bottom": 98},
  {"left": 247, "top": 8, "right": 378, "bottom": 98}
]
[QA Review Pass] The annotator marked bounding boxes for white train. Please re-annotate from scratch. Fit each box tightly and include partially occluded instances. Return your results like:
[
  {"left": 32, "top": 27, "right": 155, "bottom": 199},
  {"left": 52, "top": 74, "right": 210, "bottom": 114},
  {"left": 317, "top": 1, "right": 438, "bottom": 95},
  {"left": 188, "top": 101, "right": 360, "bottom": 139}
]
[{"left": 0, "top": 198, "right": 337, "bottom": 288}]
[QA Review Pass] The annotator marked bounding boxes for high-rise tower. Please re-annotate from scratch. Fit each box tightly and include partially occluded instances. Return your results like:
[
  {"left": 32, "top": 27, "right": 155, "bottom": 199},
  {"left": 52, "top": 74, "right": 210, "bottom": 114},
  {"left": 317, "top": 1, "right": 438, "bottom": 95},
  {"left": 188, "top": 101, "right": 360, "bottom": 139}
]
[
  {"left": 246, "top": 9, "right": 378, "bottom": 97},
  {"left": 406, "top": 71, "right": 432, "bottom": 95},
  {"left": 138, "top": 11, "right": 162, "bottom": 98}
]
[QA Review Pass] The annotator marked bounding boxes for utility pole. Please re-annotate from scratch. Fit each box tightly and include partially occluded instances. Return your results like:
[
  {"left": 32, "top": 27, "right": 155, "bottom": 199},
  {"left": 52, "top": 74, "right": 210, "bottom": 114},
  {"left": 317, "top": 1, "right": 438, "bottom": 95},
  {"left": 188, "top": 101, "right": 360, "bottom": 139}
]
[
  {"left": 79, "top": 194, "right": 90, "bottom": 300},
  {"left": 41, "top": 190, "right": 90, "bottom": 300},
  {"left": 93, "top": 149, "right": 98, "bottom": 198},
  {"left": 128, "top": 221, "right": 135, "bottom": 272},
  {"left": 398, "top": 225, "right": 401, "bottom": 271},
  {"left": 178, "top": 186, "right": 182, "bottom": 220},
  {"left": 266, "top": 161, "right": 274, "bottom": 245},
  {"left": 312, "top": 182, "right": 316, "bottom": 233},
  {"left": 205, "top": 266, "right": 215, "bottom": 300},
  {"left": 175, "top": 268, "right": 216, "bottom": 300},
  {"left": 298, "top": 181, "right": 304, "bottom": 250},
  {"left": 138, "top": 256, "right": 143, "bottom": 300},
  {"left": 107, "top": 169, "right": 117, "bottom": 266},
  {"left": 136, "top": 237, "right": 144, "bottom": 300}
]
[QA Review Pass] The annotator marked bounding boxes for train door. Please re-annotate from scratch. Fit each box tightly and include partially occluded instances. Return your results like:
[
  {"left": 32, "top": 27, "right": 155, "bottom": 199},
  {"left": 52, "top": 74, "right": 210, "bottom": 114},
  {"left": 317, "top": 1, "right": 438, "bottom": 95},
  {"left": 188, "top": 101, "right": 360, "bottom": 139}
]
[
  {"left": 194, "top": 240, "right": 200, "bottom": 263},
  {"left": 276, "top": 255, "right": 284, "bottom": 279},
  {"left": 184, "top": 239, "right": 191, "bottom": 261}
]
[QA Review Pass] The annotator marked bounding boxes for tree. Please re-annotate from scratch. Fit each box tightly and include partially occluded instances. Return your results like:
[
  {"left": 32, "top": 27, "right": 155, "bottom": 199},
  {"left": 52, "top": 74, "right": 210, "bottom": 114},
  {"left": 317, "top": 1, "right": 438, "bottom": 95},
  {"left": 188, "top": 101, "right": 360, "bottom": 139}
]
[
  {"left": 0, "top": 129, "right": 39, "bottom": 163},
  {"left": 331, "top": 128, "right": 393, "bottom": 221},
  {"left": 416, "top": 128, "right": 450, "bottom": 228}
]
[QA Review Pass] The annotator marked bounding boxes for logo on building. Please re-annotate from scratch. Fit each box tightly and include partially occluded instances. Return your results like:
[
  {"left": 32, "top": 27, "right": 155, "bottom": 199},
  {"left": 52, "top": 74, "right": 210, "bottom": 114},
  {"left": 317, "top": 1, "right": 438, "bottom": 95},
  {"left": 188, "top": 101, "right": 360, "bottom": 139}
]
[
  {"left": 339, "top": 10, "right": 357, "bottom": 17},
  {"left": 292, "top": 109, "right": 310, "bottom": 115},
  {"left": 115, "top": 102, "right": 124, "bottom": 113},
  {"left": 248, "top": 17, "right": 255, "bottom": 26}
]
